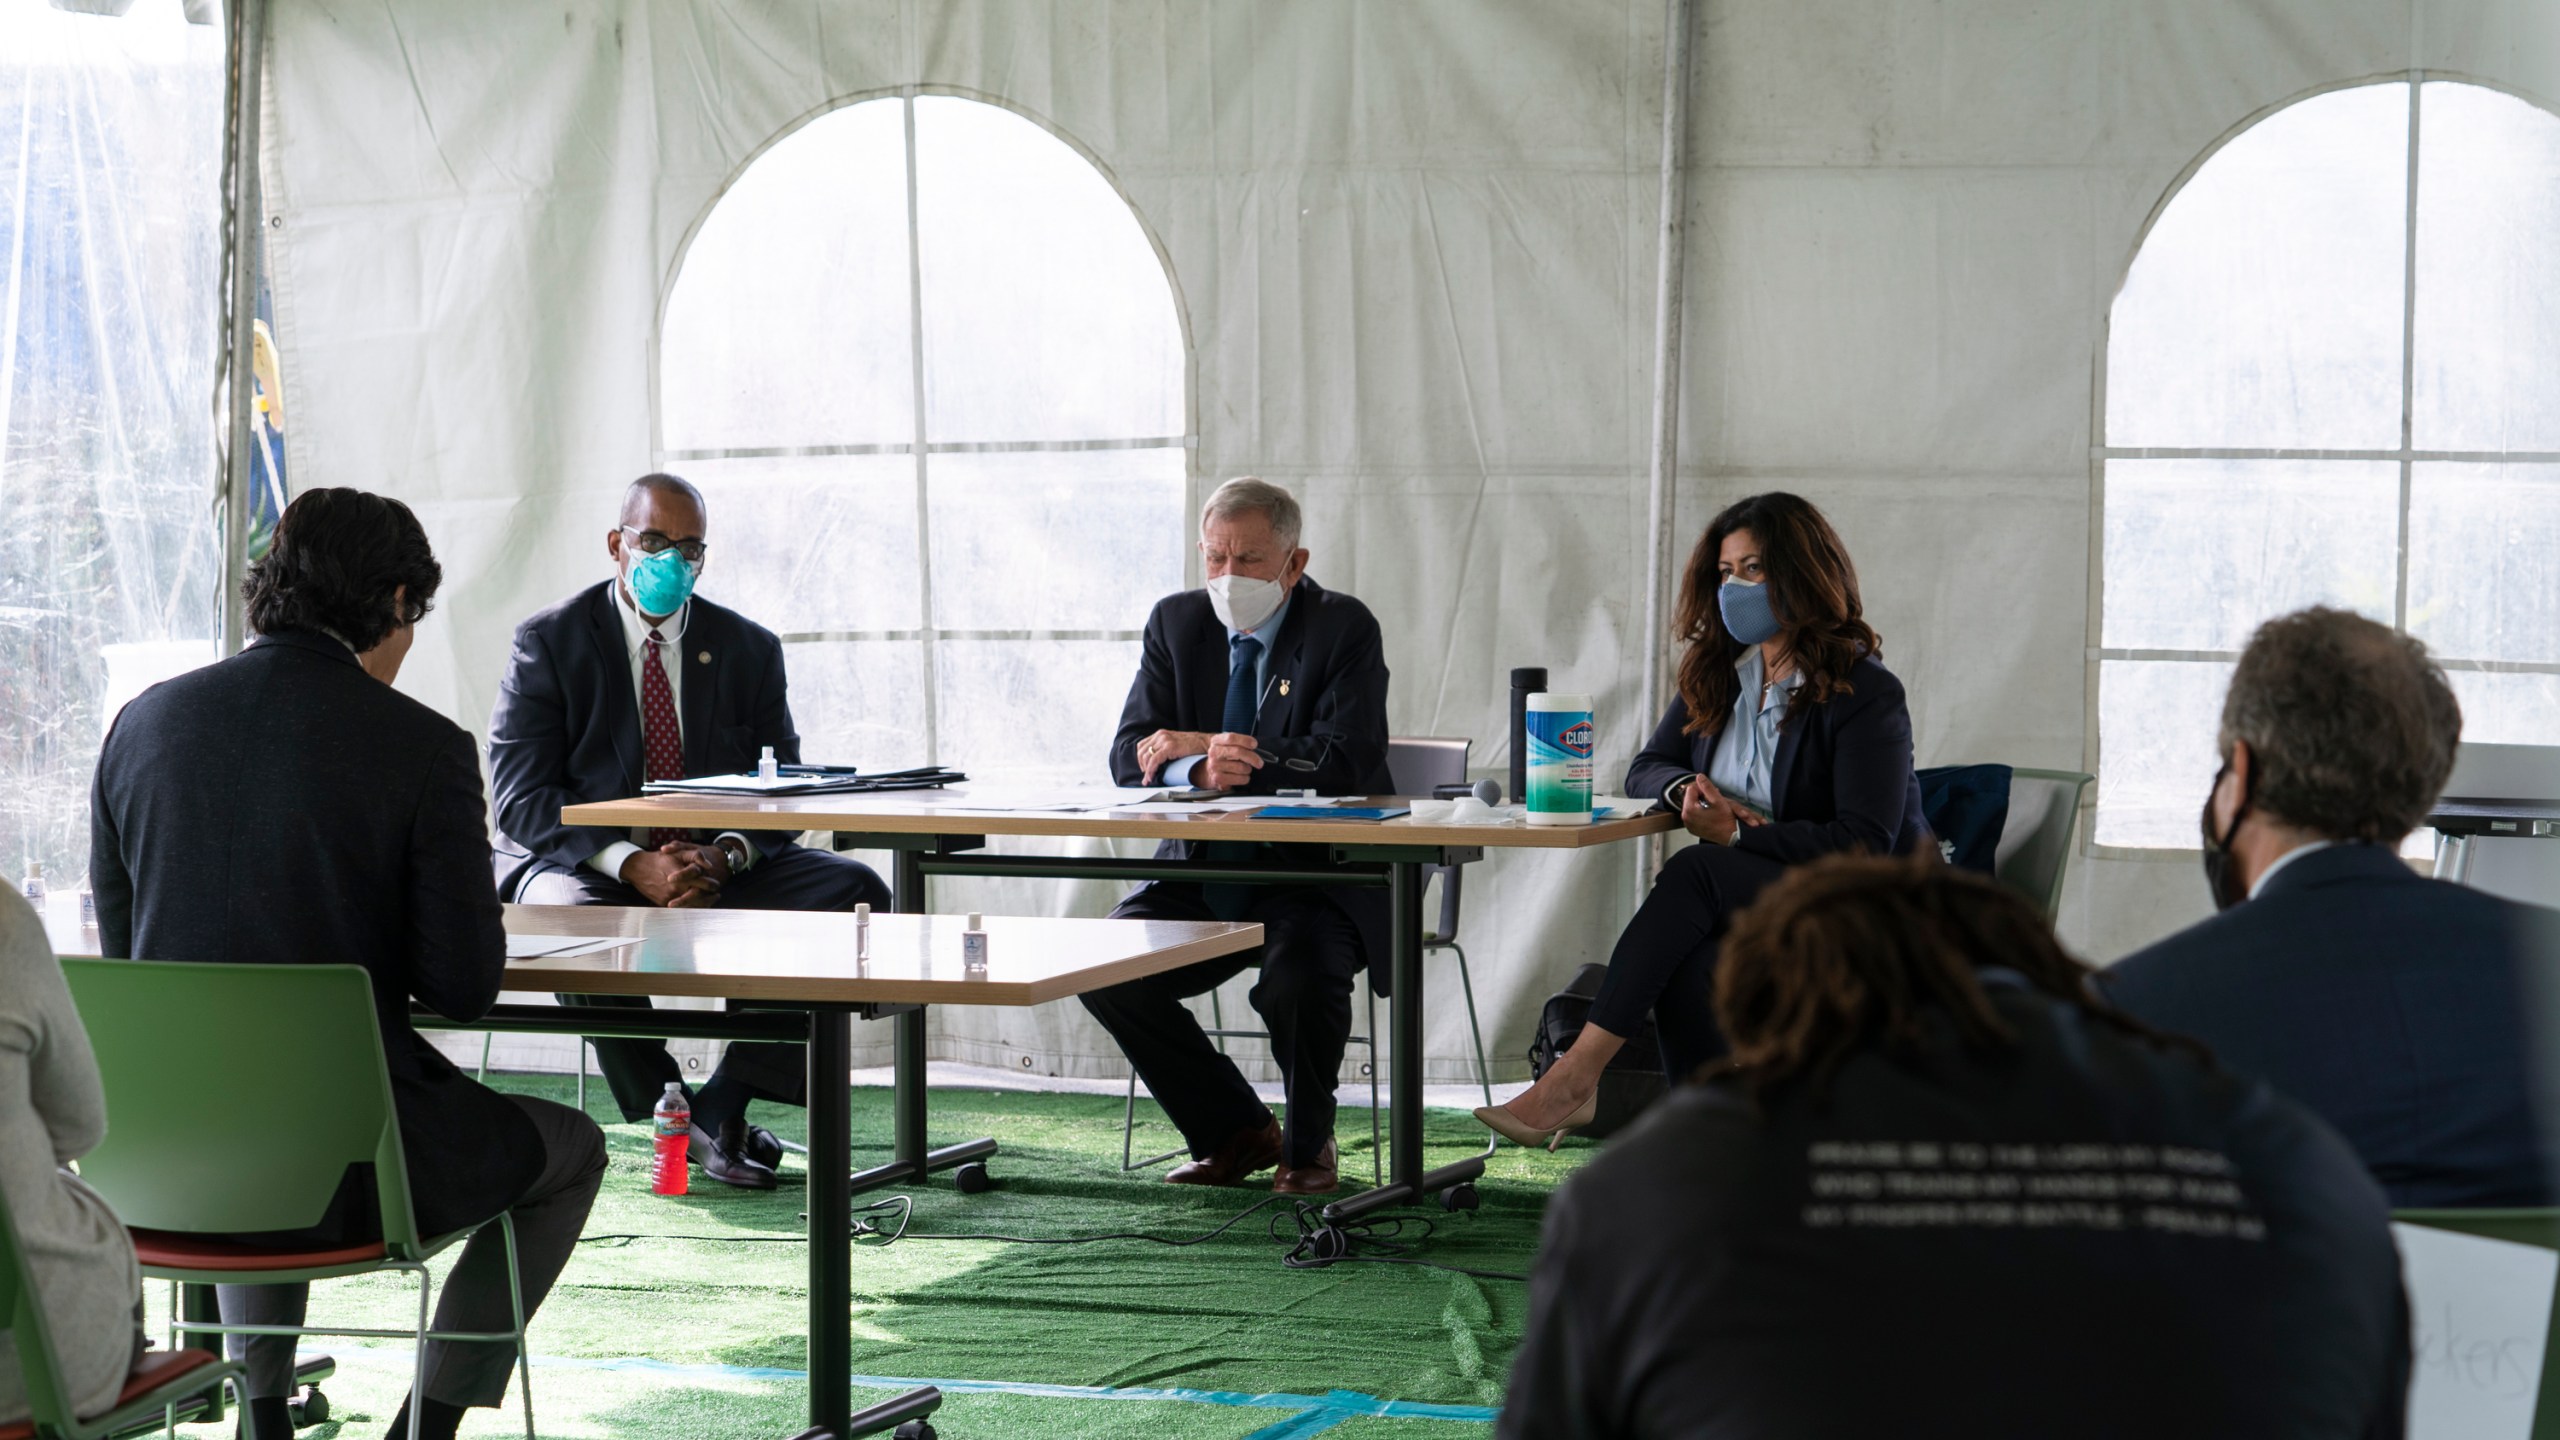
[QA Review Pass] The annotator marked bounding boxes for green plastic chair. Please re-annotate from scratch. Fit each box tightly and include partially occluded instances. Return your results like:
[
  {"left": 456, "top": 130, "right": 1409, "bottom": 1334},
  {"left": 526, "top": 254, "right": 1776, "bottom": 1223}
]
[
  {"left": 60, "top": 960, "right": 536, "bottom": 1440},
  {"left": 0, "top": 1175, "right": 242, "bottom": 1440},
  {"left": 2392, "top": 1208, "right": 2560, "bottom": 1439}
]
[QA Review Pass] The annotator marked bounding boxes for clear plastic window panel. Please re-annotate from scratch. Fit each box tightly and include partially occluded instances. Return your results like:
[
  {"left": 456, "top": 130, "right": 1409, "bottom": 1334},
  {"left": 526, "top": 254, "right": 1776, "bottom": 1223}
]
[
  {"left": 2412, "top": 83, "right": 2560, "bottom": 453},
  {"left": 924, "top": 449, "right": 1185, "bottom": 632},
  {"left": 2096, "top": 659, "right": 2239, "bottom": 850},
  {"left": 2105, "top": 82, "right": 2409, "bottom": 451},
  {"left": 0, "top": 1, "right": 222, "bottom": 887},
  {"left": 934, "top": 639, "right": 1144, "bottom": 782},
  {"left": 2407, "top": 463, "right": 2560, "bottom": 666},
  {"left": 2101, "top": 459, "right": 2399, "bottom": 653},
  {"left": 912, "top": 96, "right": 1185, "bottom": 444},
  {"left": 680, "top": 455, "right": 923, "bottom": 635},
  {"left": 2445, "top": 670, "right": 2560, "bottom": 750},
  {"left": 775, "top": 640, "right": 928, "bottom": 771},
  {"left": 657, "top": 98, "right": 915, "bottom": 454}
]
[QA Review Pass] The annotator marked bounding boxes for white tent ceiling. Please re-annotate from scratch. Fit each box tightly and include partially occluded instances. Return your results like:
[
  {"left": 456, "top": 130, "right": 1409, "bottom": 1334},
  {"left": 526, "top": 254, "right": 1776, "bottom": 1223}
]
[{"left": 258, "top": 0, "right": 2560, "bottom": 1077}]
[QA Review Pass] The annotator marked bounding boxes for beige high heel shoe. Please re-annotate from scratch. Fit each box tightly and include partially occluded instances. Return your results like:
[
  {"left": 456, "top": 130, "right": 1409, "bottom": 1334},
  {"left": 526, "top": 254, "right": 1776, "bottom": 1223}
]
[{"left": 1474, "top": 1091, "right": 1600, "bottom": 1151}]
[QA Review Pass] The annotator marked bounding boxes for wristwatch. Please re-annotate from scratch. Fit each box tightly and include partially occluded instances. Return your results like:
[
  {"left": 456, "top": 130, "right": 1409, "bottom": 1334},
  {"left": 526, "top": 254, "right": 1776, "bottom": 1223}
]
[{"left": 714, "top": 835, "right": 752, "bottom": 875}]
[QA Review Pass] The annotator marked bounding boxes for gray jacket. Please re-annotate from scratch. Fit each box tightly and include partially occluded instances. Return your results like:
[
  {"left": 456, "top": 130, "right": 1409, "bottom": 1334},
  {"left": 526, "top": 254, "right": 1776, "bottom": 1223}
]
[{"left": 0, "top": 887, "right": 140, "bottom": 1423}]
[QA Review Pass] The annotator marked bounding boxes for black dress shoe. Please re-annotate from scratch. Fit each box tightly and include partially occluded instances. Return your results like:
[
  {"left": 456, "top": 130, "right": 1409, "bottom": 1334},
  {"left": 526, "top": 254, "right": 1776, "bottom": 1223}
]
[
  {"left": 689, "top": 1118, "right": 778, "bottom": 1190},
  {"left": 743, "top": 1124, "right": 786, "bottom": 1171}
]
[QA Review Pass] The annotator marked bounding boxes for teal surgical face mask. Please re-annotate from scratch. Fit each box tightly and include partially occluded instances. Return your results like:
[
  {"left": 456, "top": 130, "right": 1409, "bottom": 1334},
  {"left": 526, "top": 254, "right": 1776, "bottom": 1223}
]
[{"left": 624, "top": 545, "right": 699, "bottom": 618}]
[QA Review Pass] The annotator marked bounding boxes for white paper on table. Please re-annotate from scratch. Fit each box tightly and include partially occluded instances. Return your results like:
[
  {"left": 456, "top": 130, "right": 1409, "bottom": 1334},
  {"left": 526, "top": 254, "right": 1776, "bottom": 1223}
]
[
  {"left": 925, "top": 786, "right": 1167, "bottom": 812},
  {"left": 1111, "top": 797, "right": 1275, "bottom": 814},
  {"left": 505, "top": 934, "right": 636, "bottom": 959},
  {"left": 2395, "top": 1221, "right": 2559, "bottom": 1440}
]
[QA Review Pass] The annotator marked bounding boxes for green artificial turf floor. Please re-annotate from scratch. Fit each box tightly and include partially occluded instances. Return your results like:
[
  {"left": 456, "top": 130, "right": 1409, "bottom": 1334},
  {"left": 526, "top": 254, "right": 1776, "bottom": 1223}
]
[{"left": 146, "top": 1074, "right": 1588, "bottom": 1437}]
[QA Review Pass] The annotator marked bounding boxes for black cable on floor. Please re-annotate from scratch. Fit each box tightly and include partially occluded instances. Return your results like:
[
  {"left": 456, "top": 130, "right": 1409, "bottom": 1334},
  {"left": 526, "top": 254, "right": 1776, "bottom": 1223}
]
[{"left": 581, "top": 1193, "right": 1532, "bottom": 1282}]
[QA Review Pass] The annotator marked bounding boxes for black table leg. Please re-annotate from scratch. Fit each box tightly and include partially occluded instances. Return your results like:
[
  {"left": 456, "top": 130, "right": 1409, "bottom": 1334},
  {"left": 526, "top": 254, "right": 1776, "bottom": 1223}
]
[
  {"left": 1323, "top": 857, "right": 1486, "bottom": 1225},
  {"left": 848, "top": 1003, "right": 997, "bottom": 1193},
  {"left": 805, "top": 1002, "right": 854, "bottom": 1439},
  {"left": 178, "top": 1280, "right": 220, "bottom": 1355}
]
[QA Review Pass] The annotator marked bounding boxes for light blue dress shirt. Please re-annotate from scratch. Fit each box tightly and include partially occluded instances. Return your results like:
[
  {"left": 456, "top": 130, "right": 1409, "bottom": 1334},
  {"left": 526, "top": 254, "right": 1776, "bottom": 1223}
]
[
  {"left": 1705, "top": 647, "right": 1801, "bottom": 814},
  {"left": 1164, "top": 587, "right": 1295, "bottom": 788}
]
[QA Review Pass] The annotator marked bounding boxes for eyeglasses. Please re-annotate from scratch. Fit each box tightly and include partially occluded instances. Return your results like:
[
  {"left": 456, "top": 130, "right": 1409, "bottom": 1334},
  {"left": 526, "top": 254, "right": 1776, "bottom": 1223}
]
[{"left": 621, "top": 527, "right": 707, "bottom": 564}]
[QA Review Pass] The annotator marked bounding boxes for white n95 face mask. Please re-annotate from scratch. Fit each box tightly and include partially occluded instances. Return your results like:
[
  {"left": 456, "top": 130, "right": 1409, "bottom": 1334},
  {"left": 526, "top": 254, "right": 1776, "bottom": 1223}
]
[{"left": 1206, "top": 573, "right": 1286, "bottom": 633}]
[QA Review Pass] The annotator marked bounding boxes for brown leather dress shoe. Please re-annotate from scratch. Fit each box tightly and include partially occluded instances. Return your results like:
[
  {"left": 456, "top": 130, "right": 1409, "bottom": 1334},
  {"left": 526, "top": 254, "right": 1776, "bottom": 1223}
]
[
  {"left": 1272, "top": 1140, "right": 1339, "bottom": 1195},
  {"left": 1165, "top": 1118, "right": 1283, "bottom": 1186}
]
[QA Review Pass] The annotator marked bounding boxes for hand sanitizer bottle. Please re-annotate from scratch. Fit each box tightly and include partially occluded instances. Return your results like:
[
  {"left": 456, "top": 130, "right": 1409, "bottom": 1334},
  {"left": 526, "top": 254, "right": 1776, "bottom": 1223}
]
[
  {"left": 854, "top": 902, "right": 870, "bottom": 961},
  {"left": 20, "top": 860, "right": 43, "bottom": 905},
  {"left": 962, "top": 913, "right": 989, "bottom": 974},
  {"left": 758, "top": 745, "right": 780, "bottom": 782}
]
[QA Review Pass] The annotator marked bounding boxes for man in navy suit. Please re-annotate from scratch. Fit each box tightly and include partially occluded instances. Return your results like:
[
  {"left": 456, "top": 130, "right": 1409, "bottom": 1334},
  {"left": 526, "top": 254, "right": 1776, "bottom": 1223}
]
[
  {"left": 489, "top": 473, "right": 889, "bottom": 1189},
  {"left": 2106, "top": 606, "right": 2559, "bottom": 1208},
  {"left": 1083, "top": 478, "right": 1393, "bottom": 1195}
]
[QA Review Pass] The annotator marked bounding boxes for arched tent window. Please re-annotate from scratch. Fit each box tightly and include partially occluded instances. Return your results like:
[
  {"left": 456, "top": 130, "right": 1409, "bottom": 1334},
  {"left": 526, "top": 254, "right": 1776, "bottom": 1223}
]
[
  {"left": 2096, "top": 78, "right": 2560, "bottom": 848},
  {"left": 658, "top": 93, "right": 1188, "bottom": 779}
]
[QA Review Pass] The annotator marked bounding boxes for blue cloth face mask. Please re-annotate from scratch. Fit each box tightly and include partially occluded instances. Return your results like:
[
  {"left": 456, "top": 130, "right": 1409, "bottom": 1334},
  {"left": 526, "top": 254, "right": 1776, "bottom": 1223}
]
[
  {"left": 1718, "top": 578, "right": 1783, "bottom": 646},
  {"left": 625, "top": 546, "right": 700, "bottom": 618}
]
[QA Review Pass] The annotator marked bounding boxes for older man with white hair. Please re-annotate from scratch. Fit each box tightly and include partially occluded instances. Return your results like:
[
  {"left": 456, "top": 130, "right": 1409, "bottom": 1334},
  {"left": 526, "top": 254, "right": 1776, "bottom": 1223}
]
[{"left": 1084, "top": 477, "right": 1393, "bottom": 1195}]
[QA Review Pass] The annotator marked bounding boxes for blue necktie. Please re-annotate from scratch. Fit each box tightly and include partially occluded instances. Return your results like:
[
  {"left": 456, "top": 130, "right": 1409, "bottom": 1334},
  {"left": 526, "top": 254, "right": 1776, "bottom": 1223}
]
[
  {"left": 1221, "top": 634, "right": 1263, "bottom": 735},
  {"left": 1203, "top": 634, "right": 1264, "bottom": 921}
]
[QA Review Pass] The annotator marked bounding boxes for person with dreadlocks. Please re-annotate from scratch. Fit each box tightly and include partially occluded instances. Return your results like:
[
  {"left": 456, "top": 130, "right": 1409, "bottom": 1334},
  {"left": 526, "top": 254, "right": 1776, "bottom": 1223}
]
[{"left": 1497, "top": 855, "right": 2407, "bottom": 1440}]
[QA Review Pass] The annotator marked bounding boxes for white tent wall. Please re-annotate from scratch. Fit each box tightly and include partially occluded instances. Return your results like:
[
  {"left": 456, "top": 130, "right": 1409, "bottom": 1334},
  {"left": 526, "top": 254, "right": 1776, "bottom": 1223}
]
[
  {"left": 256, "top": 0, "right": 2558, "bottom": 1082},
  {"left": 1674, "top": 0, "right": 2560, "bottom": 968}
]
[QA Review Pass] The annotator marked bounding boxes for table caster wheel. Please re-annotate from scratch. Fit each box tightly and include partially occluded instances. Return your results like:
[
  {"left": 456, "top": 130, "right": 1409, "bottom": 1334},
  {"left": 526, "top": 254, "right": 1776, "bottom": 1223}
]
[
  {"left": 1438, "top": 1182, "right": 1480, "bottom": 1213},
  {"left": 894, "top": 1421, "right": 938, "bottom": 1439},
  {"left": 954, "top": 1161, "right": 993, "bottom": 1194},
  {"left": 289, "top": 1384, "right": 330, "bottom": 1427}
]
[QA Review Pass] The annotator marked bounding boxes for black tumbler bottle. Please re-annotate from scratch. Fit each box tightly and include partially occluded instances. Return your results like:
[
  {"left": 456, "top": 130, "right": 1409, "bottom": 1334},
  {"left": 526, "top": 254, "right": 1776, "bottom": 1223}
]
[{"left": 1509, "top": 667, "right": 1547, "bottom": 807}]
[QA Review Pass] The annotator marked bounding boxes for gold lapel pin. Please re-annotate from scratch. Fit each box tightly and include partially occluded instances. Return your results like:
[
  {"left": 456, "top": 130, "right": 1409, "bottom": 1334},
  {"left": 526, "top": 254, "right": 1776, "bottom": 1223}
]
[
  {"left": 697, "top": 651, "right": 712, "bottom": 664},
  {"left": 1278, "top": 679, "right": 1291, "bottom": 697}
]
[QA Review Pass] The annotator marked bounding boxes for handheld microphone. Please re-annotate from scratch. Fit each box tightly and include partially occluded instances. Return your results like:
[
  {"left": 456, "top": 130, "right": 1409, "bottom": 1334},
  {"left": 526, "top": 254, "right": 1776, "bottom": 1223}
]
[{"left": 1432, "top": 780, "right": 1503, "bottom": 804}]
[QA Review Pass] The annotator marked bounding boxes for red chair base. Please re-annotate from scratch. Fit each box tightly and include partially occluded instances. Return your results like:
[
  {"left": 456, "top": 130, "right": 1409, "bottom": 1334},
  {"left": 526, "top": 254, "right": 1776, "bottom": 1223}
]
[
  {"left": 0, "top": 1349, "right": 224, "bottom": 1440},
  {"left": 131, "top": 1229, "right": 386, "bottom": 1273}
]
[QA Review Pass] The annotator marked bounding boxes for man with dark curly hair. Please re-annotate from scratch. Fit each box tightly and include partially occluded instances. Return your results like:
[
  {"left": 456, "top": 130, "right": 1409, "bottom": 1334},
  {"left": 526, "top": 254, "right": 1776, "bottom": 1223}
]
[
  {"left": 89, "top": 487, "right": 605, "bottom": 1440},
  {"left": 2106, "top": 605, "right": 2559, "bottom": 1207}
]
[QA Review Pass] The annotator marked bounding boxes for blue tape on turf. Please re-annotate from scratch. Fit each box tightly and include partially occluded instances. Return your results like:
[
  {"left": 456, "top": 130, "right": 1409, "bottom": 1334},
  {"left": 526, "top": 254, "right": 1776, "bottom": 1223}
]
[
  {"left": 321, "top": 1346, "right": 1504, "bottom": 1426},
  {"left": 1242, "top": 1407, "right": 1354, "bottom": 1439}
]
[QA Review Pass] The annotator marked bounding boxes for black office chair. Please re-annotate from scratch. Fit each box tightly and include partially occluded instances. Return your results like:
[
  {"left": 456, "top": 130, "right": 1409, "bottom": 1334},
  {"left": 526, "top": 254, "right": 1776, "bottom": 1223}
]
[{"left": 1381, "top": 736, "right": 1495, "bottom": 1108}]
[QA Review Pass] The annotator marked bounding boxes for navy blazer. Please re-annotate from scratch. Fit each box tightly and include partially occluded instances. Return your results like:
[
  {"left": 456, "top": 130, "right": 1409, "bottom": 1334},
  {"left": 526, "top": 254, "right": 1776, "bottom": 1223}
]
[
  {"left": 91, "top": 629, "right": 544, "bottom": 1241},
  {"left": 1109, "top": 576, "right": 1395, "bottom": 970},
  {"left": 1624, "top": 652, "right": 1927, "bottom": 862},
  {"left": 2105, "top": 843, "right": 2560, "bottom": 1209},
  {"left": 489, "top": 580, "right": 807, "bottom": 898}
]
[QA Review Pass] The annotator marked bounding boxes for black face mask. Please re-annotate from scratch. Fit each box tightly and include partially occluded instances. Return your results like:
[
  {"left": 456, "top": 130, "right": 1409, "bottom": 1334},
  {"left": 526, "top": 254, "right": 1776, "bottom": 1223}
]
[{"left": 2198, "top": 759, "right": 2253, "bottom": 912}]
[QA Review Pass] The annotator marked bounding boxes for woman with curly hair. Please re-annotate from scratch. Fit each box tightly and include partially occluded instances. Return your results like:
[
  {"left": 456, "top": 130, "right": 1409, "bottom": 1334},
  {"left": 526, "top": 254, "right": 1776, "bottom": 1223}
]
[{"left": 1480, "top": 491, "right": 1927, "bottom": 1144}]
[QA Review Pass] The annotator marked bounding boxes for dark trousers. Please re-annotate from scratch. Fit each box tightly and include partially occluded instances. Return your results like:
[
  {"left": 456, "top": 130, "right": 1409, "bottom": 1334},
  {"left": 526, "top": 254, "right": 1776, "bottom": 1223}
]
[
  {"left": 1083, "top": 884, "right": 1368, "bottom": 1167},
  {"left": 1588, "top": 842, "right": 1789, "bottom": 1081},
  {"left": 517, "top": 843, "right": 890, "bottom": 1121},
  {"left": 221, "top": 1094, "right": 606, "bottom": 1406}
]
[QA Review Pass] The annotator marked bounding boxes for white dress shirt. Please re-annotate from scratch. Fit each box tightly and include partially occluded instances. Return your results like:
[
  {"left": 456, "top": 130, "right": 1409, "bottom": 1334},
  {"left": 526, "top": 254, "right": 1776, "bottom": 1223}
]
[
  {"left": 2247, "top": 839, "right": 2337, "bottom": 901},
  {"left": 586, "top": 583, "right": 757, "bottom": 881}
]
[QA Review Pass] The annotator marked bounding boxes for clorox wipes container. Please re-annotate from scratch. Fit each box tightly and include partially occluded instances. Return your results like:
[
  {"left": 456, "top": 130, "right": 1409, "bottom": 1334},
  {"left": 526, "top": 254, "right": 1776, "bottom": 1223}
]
[{"left": 1524, "top": 692, "right": 1595, "bottom": 826}]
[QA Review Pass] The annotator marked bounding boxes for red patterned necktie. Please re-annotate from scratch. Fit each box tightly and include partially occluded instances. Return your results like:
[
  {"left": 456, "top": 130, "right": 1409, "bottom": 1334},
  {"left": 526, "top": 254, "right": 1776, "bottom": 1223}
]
[{"left": 641, "top": 629, "right": 685, "bottom": 847}]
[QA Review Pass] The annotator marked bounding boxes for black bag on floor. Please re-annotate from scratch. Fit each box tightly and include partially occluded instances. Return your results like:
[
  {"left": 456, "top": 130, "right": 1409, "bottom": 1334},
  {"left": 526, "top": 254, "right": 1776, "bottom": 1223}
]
[{"left": 1528, "top": 963, "right": 1666, "bottom": 1140}]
